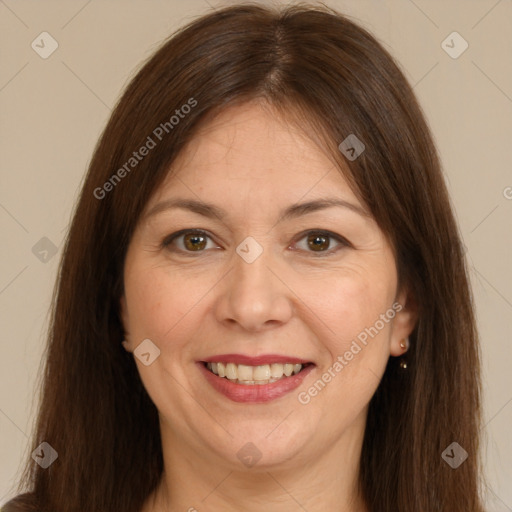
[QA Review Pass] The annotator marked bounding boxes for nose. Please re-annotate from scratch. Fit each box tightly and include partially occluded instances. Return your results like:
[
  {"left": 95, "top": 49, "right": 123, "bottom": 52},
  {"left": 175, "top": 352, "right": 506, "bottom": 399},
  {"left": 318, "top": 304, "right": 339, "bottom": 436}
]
[{"left": 214, "top": 247, "right": 294, "bottom": 332}]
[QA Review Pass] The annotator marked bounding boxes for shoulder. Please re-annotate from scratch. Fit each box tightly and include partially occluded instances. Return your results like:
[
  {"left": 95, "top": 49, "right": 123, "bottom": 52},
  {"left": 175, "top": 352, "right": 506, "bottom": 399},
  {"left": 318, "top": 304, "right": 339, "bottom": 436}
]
[{"left": 1, "top": 494, "right": 38, "bottom": 512}]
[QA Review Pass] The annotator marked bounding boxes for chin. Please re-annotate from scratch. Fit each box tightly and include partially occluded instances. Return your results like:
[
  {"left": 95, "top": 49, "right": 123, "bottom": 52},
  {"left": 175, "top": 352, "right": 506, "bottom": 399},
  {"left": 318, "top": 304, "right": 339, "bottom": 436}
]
[{"left": 205, "top": 420, "right": 311, "bottom": 470}]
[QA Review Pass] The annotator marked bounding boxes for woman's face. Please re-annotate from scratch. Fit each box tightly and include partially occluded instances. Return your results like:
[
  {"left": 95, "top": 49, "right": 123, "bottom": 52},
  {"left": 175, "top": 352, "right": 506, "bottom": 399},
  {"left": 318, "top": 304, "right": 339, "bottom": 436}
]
[{"left": 121, "top": 101, "right": 416, "bottom": 470}]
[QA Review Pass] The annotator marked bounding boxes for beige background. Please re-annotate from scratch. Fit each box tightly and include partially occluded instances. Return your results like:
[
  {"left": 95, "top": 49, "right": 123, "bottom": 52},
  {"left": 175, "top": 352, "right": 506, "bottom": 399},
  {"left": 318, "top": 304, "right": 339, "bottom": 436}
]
[{"left": 1, "top": 0, "right": 511, "bottom": 509}]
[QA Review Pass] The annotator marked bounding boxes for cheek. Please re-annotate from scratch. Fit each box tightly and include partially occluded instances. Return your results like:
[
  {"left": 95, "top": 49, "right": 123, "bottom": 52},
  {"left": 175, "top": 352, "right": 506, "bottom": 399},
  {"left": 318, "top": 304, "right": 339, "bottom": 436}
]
[
  {"left": 296, "top": 274, "right": 394, "bottom": 428},
  {"left": 124, "top": 265, "right": 184, "bottom": 340},
  {"left": 300, "top": 262, "right": 396, "bottom": 352},
  {"left": 124, "top": 260, "right": 223, "bottom": 353}
]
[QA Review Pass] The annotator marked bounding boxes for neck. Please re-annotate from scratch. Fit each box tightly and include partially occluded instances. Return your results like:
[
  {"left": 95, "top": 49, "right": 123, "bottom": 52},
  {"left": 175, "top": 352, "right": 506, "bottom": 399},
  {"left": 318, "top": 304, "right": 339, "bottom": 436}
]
[{"left": 143, "top": 413, "right": 369, "bottom": 512}]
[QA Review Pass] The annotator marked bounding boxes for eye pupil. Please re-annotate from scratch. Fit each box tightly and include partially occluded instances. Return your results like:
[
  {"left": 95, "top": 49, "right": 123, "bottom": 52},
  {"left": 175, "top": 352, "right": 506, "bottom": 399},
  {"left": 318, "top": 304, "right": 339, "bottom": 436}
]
[
  {"left": 184, "top": 233, "right": 207, "bottom": 251},
  {"left": 308, "top": 234, "right": 329, "bottom": 251}
]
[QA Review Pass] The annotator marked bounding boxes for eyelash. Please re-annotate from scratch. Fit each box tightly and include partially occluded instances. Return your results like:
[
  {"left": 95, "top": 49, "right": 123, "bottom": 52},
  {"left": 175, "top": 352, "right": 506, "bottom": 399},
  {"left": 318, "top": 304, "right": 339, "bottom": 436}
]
[{"left": 161, "top": 229, "right": 351, "bottom": 257}]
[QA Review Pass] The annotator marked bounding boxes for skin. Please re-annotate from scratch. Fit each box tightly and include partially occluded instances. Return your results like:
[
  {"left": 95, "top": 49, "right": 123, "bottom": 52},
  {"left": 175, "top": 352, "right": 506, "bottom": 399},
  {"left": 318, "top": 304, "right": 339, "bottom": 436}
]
[{"left": 121, "top": 100, "right": 417, "bottom": 512}]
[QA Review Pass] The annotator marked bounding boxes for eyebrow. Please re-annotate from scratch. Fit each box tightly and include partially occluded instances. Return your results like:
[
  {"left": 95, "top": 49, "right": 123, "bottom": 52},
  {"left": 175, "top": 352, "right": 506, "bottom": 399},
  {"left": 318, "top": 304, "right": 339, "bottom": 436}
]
[{"left": 144, "top": 197, "right": 370, "bottom": 223}]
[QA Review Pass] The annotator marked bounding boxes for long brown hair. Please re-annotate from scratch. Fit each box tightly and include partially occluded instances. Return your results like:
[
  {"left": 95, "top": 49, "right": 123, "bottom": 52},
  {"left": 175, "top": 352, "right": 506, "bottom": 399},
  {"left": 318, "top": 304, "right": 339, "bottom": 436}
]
[{"left": 10, "top": 3, "right": 485, "bottom": 511}]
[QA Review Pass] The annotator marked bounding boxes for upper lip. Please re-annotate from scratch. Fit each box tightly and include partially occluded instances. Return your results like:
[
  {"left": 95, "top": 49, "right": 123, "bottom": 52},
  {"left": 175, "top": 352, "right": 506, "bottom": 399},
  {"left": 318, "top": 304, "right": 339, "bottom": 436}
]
[{"left": 201, "top": 354, "right": 313, "bottom": 366}]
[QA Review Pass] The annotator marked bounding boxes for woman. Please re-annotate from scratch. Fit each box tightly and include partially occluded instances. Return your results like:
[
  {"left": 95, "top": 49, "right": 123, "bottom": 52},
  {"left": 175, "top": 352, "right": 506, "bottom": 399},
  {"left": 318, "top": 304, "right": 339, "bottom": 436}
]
[{"left": 3, "top": 3, "right": 485, "bottom": 511}]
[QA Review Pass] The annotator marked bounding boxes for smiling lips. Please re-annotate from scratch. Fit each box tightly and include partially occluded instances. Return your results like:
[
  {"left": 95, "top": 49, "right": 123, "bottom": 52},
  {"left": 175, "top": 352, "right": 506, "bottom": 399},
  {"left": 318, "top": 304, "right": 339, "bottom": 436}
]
[{"left": 199, "top": 354, "right": 315, "bottom": 403}]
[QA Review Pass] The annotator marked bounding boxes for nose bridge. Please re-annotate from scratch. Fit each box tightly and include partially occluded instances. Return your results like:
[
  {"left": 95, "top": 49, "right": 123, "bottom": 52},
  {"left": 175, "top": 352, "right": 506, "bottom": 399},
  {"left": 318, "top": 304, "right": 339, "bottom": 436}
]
[
  {"left": 217, "top": 235, "right": 293, "bottom": 330},
  {"left": 232, "top": 235, "right": 276, "bottom": 299}
]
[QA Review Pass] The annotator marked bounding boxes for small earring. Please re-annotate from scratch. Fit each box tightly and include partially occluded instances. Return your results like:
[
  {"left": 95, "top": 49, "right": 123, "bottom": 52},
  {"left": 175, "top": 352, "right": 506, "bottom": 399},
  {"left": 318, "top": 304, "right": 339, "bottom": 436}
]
[{"left": 399, "top": 337, "right": 409, "bottom": 370}]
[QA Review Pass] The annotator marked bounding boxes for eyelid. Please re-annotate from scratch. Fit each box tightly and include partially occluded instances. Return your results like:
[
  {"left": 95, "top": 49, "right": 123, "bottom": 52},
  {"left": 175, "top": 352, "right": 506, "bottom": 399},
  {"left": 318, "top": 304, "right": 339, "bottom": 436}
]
[{"left": 162, "top": 228, "right": 352, "bottom": 255}]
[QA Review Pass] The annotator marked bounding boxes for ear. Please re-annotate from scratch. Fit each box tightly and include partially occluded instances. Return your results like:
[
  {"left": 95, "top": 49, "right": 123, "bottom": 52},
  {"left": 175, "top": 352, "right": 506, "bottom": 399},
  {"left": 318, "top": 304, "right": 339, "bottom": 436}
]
[
  {"left": 120, "top": 294, "right": 133, "bottom": 353},
  {"left": 389, "top": 287, "right": 418, "bottom": 357}
]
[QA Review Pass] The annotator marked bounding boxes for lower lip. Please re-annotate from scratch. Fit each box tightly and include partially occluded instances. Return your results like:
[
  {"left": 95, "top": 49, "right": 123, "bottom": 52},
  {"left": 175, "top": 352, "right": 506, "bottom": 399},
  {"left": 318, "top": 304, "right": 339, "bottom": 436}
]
[{"left": 197, "top": 362, "right": 315, "bottom": 403}]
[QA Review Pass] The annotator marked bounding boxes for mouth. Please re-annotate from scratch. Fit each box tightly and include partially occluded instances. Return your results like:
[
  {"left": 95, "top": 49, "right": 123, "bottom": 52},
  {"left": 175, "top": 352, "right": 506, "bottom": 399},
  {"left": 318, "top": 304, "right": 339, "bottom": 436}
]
[
  {"left": 197, "top": 354, "right": 315, "bottom": 403},
  {"left": 203, "top": 361, "right": 313, "bottom": 385}
]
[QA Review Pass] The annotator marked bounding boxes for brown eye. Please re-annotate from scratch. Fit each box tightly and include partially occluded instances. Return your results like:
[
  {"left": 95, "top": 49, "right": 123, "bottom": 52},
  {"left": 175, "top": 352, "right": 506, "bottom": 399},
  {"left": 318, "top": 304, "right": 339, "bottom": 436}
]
[
  {"left": 307, "top": 233, "right": 330, "bottom": 251},
  {"left": 183, "top": 232, "right": 207, "bottom": 251},
  {"left": 294, "top": 230, "right": 349, "bottom": 255},
  {"left": 163, "top": 229, "right": 216, "bottom": 253}
]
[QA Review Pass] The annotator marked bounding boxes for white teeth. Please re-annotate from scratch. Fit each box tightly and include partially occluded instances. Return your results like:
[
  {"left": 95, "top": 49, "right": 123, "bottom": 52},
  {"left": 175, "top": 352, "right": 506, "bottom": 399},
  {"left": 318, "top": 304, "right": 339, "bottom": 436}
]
[
  {"left": 253, "top": 365, "right": 271, "bottom": 380},
  {"left": 237, "top": 364, "right": 253, "bottom": 381},
  {"left": 206, "top": 361, "right": 306, "bottom": 384},
  {"left": 225, "top": 363, "right": 237, "bottom": 380},
  {"left": 270, "top": 363, "right": 284, "bottom": 378}
]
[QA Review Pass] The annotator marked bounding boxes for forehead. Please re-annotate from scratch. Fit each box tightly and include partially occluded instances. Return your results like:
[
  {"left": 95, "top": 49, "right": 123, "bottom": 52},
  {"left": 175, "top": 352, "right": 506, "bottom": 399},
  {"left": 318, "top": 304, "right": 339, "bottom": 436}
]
[{"left": 150, "top": 101, "right": 358, "bottom": 208}]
